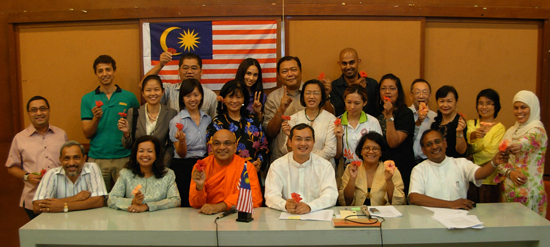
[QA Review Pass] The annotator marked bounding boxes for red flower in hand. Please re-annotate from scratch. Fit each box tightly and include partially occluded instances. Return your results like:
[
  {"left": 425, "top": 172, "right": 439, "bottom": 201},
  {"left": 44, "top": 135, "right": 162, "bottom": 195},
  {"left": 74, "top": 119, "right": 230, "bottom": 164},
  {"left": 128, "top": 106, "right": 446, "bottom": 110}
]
[
  {"left": 291, "top": 192, "right": 302, "bottom": 203},
  {"left": 317, "top": 72, "right": 325, "bottom": 81},
  {"left": 351, "top": 161, "right": 362, "bottom": 167},
  {"left": 132, "top": 184, "right": 142, "bottom": 195},
  {"left": 334, "top": 119, "right": 341, "bottom": 126},
  {"left": 118, "top": 109, "right": 127, "bottom": 118},
  {"left": 281, "top": 115, "right": 291, "bottom": 121},
  {"left": 167, "top": 47, "right": 177, "bottom": 54},
  {"left": 359, "top": 71, "right": 368, "bottom": 78},
  {"left": 383, "top": 96, "right": 391, "bottom": 102},
  {"left": 458, "top": 112, "right": 466, "bottom": 119},
  {"left": 40, "top": 169, "right": 47, "bottom": 177},
  {"left": 195, "top": 159, "right": 206, "bottom": 172},
  {"left": 95, "top": 101, "right": 103, "bottom": 107},
  {"left": 499, "top": 139, "right": 510, "bottom": 152},
  {"left": 176, "top": 123, "right": 184, "bottom": 131}
]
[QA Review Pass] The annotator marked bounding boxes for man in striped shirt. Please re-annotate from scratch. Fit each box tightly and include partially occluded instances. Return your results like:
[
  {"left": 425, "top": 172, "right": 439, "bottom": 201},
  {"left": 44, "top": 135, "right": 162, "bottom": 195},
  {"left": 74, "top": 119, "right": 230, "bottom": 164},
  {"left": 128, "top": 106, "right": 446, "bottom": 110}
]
[{"left": 33, "top": 141, "right": 107, "bottom": 214}]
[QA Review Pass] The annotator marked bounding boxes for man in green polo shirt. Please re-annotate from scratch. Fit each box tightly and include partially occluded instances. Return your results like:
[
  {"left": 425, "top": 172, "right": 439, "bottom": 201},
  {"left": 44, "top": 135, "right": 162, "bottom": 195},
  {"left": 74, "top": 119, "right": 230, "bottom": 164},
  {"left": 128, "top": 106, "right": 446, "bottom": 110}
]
[{"left": 81, "top": 55, "right": 139, "bottom": 191}]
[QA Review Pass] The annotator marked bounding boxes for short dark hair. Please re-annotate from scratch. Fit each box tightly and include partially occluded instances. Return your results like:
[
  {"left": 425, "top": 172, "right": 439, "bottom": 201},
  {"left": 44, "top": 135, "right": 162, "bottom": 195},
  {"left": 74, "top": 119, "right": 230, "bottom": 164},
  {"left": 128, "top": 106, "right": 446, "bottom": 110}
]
[
  {"left": 217, "top": 80, "right": 249, "bottom": 117},
  {"left": 379, "top": 73, "right": 407, "bottom": 110},
  {"left": 141, "top": 75, "right": 164, "bottom": 92},
  {"left": 125, "top": 135, "right": 167, "bottom": 179},
  {"left": 289, "top": 123, "right": 315, "bottom": 141},
  {"left": 476, "top": 88, "right": 501, "bottom": 119},
  {"left": 355, "top": 132, "right": 388, "bottom": 161},
  {"left": 435, "top": 85, "right": 459, "bottom": 101},
  {"left": 300, "top": 79, "right": 328, "bottom": 108},
  {"left": 277, "top": 56, "right": 302, "bottom": 74},
  {"left": 93, "top": 55, "right": 116, "bottom": 72},
  {"left": 344, "top": 84, "right": 368, "bottom": 103},
  {"left": 179, "top": 78, "right": 204, "bottom": 110},
  {"left": 179, "top": 53, "right": 202, "bottom": 68},
  {"left": 27, "top": 96, "right": 50, "bottom": 112},
  {"left": 420, "top": 129, "right": 443, "bottom": 147},
  {"left": 410, "top": 79, "right": 432, "bottom": 93}
]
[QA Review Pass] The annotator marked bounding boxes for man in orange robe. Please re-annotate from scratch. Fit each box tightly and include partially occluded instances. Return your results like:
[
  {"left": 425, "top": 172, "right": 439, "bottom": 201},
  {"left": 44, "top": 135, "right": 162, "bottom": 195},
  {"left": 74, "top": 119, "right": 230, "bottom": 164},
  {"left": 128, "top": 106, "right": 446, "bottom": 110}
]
[{"left": 190, "top": 129, "right": 262, "bottom": 214}]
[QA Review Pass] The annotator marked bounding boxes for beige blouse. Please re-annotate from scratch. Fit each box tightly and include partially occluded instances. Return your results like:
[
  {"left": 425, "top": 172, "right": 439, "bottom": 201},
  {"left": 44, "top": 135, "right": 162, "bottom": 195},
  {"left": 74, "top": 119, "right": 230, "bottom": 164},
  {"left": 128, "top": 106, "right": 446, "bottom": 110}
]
[{"left": 338, "top": 161, "right": 406, "bottom": 206}]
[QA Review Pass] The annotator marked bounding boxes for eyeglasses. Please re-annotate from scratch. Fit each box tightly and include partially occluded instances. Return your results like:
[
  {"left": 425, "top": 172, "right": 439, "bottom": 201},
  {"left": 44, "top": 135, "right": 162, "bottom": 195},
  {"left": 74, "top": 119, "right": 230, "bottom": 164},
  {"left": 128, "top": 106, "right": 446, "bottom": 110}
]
[
  {"left": 304, "top": 91, "right": 321, "bottom": 96},
  {"left": 28, "top": 107, "right": 49, "bottom": 113},
  {"left": 362, "top": 146, "right": 380, "bottom": 153},
  {"left": 423, "top": 138, "right": 443, "bottom": 148},
  {"left": 212, "top": 141, "right": 236, "bottom": 147},
  {"left": 413, "top": 90, "right": 429, "bottom": 96},
  {"left": 181, "top": 66, "right": 200, "bottom": 72}
]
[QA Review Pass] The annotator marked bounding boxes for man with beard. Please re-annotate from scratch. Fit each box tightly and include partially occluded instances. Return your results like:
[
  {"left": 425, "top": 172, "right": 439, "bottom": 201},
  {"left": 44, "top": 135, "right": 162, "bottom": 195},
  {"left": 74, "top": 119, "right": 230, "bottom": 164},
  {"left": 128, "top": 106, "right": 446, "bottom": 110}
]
[
  {"left": 329, "top": 48, "right": 379, "bottom": 117},
  {"left": 33, "top": 141, "right": 107, "bottom": 214}
]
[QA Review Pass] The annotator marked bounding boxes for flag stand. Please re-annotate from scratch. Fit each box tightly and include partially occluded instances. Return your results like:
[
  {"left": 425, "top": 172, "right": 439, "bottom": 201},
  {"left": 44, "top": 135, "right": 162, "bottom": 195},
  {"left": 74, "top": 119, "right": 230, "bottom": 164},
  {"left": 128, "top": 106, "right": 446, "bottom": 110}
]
[{"left": 236, "top": 212, "right": 253, "bottom": 222}]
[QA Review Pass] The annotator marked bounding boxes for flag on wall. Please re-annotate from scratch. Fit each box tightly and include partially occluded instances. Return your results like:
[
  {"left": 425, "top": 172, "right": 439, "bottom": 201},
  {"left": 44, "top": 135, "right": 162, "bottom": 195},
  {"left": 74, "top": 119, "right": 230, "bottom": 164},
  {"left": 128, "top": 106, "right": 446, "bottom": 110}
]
[
  {"left": 236, "top": 162, "right": 254, "bottom": 214},
  {"left": 142, "top": 20, "right": 278, "bottom": 90}
]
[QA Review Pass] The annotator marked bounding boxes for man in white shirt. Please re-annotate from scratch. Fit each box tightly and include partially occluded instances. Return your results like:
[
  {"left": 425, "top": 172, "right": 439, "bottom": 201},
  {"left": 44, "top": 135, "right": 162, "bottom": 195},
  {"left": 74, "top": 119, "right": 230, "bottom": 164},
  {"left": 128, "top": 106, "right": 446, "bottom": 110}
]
[
  {"left": 265, "top": 123, "right": 338, "bottom": 214},
  {"left": 33, "top": 141, "right": 107, "bottom": 214},
  {"left": 408, "top": 79, "right": 437, "bottom": 164},
  {"left": 408, "top": 130, "right": 508, "bottom": 210}
]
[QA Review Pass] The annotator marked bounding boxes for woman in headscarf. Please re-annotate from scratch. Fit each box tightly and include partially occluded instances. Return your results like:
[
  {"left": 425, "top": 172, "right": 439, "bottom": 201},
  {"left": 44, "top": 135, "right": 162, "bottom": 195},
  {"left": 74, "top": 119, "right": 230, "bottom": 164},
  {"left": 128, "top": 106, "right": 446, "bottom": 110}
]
[{"left": 494, "top": 90, "right": 547, "bottom": 217}]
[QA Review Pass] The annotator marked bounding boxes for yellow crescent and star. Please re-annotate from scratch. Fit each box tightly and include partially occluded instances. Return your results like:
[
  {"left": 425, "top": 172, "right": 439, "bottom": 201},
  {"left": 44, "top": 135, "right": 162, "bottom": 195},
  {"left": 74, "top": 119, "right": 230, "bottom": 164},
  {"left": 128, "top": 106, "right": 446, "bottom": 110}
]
[
  {"left": 243, "top": 171, "right": 250, "bottom": 184},
  {"left": 160, "top": 27, "right": 201, "bottom": 55}
]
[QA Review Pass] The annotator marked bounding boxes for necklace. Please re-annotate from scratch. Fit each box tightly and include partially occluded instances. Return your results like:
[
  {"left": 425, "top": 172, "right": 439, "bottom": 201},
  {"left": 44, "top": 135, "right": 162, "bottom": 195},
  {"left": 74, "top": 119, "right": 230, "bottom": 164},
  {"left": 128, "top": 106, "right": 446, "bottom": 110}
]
[{"left": 305, "top": 108, "right": 321, "bottom": 123}]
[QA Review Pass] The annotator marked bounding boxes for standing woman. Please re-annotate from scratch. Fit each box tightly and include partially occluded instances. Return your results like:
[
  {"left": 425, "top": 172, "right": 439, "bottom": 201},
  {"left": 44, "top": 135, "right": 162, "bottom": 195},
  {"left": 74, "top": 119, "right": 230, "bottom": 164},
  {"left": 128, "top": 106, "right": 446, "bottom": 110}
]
[
  {"left": 282, "top": 79, "right": 337, "bottom": 167},
  {"left": 466, "top": 89, "right": 505, "bottom": 203},
  {"left": 206, "top": 80, "right": 268, "bottom": 173},
  {"left": 376, "top": 74, "right": 415, "bottom": 194},
  {"left": 118, "top": 75, "right": 178, "bottom": 166},
  {"left": 431, "top": 85, "right": 468, "bottom": 158},
  {"left": 169, "top": 78, "right": 212, "bottom": 207},
  {"left": 235, "top": 58, "right": 267, "bottom": 120},
  {"left": 494, "top": 90, "right": 547, "bottom": 217}
]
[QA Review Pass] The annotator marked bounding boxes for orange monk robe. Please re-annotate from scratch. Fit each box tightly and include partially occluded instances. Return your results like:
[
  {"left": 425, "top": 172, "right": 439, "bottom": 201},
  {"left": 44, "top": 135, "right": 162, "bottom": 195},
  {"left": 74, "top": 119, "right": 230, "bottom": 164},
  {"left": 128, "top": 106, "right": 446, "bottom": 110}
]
[{"left": 189, "top": 154, "right": 263, "bottom": 210}]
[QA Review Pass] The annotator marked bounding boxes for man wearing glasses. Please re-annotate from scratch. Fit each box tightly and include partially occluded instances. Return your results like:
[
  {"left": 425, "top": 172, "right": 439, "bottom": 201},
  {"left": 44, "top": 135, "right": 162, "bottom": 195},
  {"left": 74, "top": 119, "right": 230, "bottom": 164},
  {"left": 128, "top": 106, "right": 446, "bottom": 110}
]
[
  {"left": 5, "top": 96, "right": 68, "bottom": 219},
  {"left": 408, "top": 79, "right": 437, "bottom": 164},
  {"left": 141, "top": 52, "right": 217, "bottom": 119},
  {"left": 189, "top": 129, "right": 262, "bottom": 215}
]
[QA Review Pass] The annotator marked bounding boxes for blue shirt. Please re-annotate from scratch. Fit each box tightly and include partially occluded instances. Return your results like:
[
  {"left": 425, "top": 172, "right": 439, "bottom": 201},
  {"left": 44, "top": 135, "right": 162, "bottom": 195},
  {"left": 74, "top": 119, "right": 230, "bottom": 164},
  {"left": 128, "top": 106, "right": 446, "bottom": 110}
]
[{"left": 169, "top": 109, "right": 212, "bottom": 159}]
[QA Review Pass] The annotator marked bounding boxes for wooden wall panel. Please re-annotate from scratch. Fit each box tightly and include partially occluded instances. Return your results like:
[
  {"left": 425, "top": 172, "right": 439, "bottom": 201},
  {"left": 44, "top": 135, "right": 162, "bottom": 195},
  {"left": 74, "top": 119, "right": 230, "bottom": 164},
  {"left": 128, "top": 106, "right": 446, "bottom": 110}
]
[
  {"left": 18, "top": 23, "right": 141, "bottom": 143},
  {"left": 425, "top": 21, "right": 539, "bottom": 129}
]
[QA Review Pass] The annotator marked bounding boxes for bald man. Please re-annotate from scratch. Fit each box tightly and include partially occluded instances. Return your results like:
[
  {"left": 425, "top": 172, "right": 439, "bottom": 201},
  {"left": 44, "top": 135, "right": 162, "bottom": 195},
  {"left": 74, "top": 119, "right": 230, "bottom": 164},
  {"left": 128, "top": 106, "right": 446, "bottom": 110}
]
[
  {"left": 329, "top": 48, "right": 380, "bottom": 117},
  {"left": 189, "top": 130, "right": 263, "bottom": 214}
]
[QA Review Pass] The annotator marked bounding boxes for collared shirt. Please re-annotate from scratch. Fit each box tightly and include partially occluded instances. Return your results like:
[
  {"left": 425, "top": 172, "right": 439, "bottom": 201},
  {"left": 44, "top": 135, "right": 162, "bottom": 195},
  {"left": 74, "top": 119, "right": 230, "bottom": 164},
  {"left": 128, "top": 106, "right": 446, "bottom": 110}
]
[
  {"left": 81, "top": 85, "right": 139, "bottom": 159},
  {"left": 466, "top": 120, "right": 505, "bottom": 185},
  {"left": 340, "top": 111, "right": 382, "bottom": 164},
  {"left": 330, "top": 74, "right": 380, "bottom": 117},
  {"left": 409, "top": 157, "right": 482, "bottom": 201},
  {"left": 265, "top": 152, "right": 338, "bottom": 212},
  {"left": 263, "top": 86, "right": 305, "bottom": 162},
  {"left": 144, "top": 103, "right": 159, "bottom": 135},
  {"left": 161, "top": 83, "right": 217, "bottom": 119},
  {"left": 409, "top": 104, "right": 437, "bottom": 160},
  {"left": 5, "top": 124, "right": 68, "bottom": 209},
  {"left": 169, "top": 109, "right": 212, "bottom": 159},
  {"left": 33, "top": 163, "right": 108, "bottom": 201}
]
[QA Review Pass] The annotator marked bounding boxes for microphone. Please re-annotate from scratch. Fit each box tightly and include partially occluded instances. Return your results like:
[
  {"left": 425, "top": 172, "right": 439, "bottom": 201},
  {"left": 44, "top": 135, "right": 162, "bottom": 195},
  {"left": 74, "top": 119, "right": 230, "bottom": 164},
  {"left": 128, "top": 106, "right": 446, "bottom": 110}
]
[
  {"left": 217, "top": 206, "right": 237, "bottom": 219},
  {"left": 360, "top": 205, "right": 372, "bottom": 219}
]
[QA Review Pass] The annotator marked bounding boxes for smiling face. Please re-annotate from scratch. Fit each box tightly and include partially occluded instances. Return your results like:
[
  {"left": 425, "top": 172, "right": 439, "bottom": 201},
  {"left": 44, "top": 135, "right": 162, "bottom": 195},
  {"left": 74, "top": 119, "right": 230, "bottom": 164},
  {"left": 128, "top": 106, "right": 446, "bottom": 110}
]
[
  {"left": 136, "top": 141, "right": 157, "bottom": 169},
  {"left": 437, "top": 92, "right": 457, "bottom": 116},
  {"left": 345, "top": 92, "right": 367, "bottom": 117},
  {"left": 303, "top": 83, "right": 323, "bottom": 109},
  {"left": 243, "top": 65, "right": 259, "bottom": 88},
  {"left": 477, "top": 96, "right": 495, "bottom": 120},
  {"left": 142, "top": 79, "right": 164, "bottom": 106},
  {"left": 212, "top": 129, "right": 237, "bottom": 164},
  {"left": 380, "top": 79, "right": 398, "bottom": 104},
  {"left": 60, "top": 145, "right": 85, "bottom": 178},
  {"left": 95, "top": 63, "right": 116, "bottom": 86},
  {"left": 421, "top": 131, "right": 447, "bottom": 163},
  {"left": 410, "top": 82, "right": 431, "bottom": 109},
  {"left": 339, "top": 51, "right": 361, "bottom": 79},
  {"left": 27, "top": 99, "right": 50, "bottom": 129},
  {"left": 224, "top": 90, "right": 245, "bottom": 114},
  {"left": 513, "top": 101, "right": 531, "bottom": 124},
  {"left": 183, "top": 87, "right": 202, "bottom": 111},
  {"left": 178, "top": 58, "right": 203, "bottom": 80},
  {"left": 277, "top": 59, "right": 302, "bottom": 90},
  {"left": 361, "top": 139, "right": 382, "bottom": 164},
  {"left": 288, "top": 127, "right": 315, "bottom": 162}
]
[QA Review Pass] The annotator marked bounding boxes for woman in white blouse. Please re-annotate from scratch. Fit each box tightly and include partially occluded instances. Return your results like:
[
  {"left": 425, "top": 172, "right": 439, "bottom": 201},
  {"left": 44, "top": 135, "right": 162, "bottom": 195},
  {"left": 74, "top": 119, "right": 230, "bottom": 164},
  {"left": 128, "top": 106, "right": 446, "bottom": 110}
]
[{"left": 282, "top": 79, "right": 337, "bottom": 166}]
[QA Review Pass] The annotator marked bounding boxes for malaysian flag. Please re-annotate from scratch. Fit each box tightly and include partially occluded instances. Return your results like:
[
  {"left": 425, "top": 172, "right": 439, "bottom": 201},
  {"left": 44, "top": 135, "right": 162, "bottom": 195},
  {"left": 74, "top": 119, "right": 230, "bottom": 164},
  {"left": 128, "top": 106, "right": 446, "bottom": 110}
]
[
  {"left": 142, "top": 20, "right": 278, "bottom": 90},
  {"left": 236, "top": 162, "right": 254, "bottom": 214}
]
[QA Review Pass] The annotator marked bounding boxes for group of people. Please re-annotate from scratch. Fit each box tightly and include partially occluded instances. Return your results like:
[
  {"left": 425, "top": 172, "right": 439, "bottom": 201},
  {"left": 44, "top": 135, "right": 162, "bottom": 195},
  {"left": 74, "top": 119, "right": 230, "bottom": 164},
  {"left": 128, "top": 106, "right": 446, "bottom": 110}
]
[{"left": 6, "top": 47, "right": 547, "bottom": 220}]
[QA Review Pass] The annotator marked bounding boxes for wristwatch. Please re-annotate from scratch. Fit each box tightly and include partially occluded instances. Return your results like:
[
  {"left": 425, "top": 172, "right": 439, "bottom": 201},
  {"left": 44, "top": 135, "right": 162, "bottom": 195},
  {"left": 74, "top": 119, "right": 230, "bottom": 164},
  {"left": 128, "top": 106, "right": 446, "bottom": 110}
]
[
  {"left": 23, "top": 173, "right": 29, "bottom": 181},
  {"left": 457, "top": 133, "right": 464, "bottom": 138},
  {"left": 386, "top": 117, "right": 394, "bottom": 122}
]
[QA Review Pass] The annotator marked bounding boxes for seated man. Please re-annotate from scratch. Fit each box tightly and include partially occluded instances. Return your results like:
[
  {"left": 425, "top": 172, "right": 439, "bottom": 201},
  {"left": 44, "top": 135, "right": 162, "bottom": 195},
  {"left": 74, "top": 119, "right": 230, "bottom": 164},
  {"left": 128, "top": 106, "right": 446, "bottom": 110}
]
[
  {"left": 189, "top": 129, "right": 262, "bottom": 215},
  {"left": 33, "top": 141, "right": 107, "bottom": 214},
  {"left": 265, "top": 123, "right": 338, "bottom": 214},
  {"left": 409, "top": 129, "right": 508, "bottom": 209}
]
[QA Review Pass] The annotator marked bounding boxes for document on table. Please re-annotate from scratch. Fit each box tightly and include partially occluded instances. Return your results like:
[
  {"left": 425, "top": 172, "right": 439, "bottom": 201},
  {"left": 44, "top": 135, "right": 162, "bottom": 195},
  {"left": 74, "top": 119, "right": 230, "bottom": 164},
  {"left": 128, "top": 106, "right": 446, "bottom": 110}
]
[
  {"left": 279, "top": 210, "right": 333, "bottom": 221},
  {"left": 422, "top": 207, "right": 484, "bottom": 229},
  {"left": 367, "top": 206, "right": 403, "bottom": 218}
]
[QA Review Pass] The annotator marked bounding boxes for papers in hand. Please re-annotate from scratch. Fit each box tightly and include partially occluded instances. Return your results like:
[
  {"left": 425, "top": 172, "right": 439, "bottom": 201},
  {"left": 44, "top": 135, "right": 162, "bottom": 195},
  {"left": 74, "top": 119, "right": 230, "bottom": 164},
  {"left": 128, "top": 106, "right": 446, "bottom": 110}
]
[
  {"left": 423, "top": 207, "right": 484, "bottom": 229},
  {"left": 279, "top": 210, "right": 333, "bottom": 222}
]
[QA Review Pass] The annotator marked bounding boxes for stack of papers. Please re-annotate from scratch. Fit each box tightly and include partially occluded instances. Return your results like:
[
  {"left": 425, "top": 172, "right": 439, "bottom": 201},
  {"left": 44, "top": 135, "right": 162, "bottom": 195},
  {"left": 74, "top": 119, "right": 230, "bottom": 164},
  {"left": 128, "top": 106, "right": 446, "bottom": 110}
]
[
  {"left": 279, "top": 209, "right": 333, "bottom": 221},
  {"left": 423, "top": 207, "right": 484, "bottom": 229}
]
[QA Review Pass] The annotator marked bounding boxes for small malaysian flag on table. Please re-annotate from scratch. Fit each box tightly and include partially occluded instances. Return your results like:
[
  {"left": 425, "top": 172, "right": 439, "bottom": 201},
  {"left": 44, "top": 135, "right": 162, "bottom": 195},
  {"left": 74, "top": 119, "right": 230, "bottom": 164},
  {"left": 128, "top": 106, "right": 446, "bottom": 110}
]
[{"left": 236, "top": 162, "right": 254, "bottom": 214}]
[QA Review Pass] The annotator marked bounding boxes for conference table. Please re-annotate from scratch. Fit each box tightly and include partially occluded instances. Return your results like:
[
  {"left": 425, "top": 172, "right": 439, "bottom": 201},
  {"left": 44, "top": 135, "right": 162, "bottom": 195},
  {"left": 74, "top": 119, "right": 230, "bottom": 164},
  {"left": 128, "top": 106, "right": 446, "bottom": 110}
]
[{"left": 19, "top": 203, "right": 549, "bottom": 247}]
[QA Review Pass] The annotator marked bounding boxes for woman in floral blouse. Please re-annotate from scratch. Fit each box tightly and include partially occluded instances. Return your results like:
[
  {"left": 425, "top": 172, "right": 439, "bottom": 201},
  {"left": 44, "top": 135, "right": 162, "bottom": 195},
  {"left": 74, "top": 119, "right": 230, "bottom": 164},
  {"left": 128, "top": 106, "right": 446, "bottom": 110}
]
[
  {"left": 206, "top": 80, "right": 268, "bottom": 173},
  {"left": 495, "top": 90, "right": 547, "bottom": 217}
]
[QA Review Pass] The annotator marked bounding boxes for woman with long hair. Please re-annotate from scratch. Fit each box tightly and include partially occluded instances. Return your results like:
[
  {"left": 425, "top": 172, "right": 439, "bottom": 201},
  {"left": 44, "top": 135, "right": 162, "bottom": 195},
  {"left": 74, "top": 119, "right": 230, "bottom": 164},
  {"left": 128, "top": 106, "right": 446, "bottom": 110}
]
[{"left": 235, "top": 58, "right": 267, "bottom": 120}]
